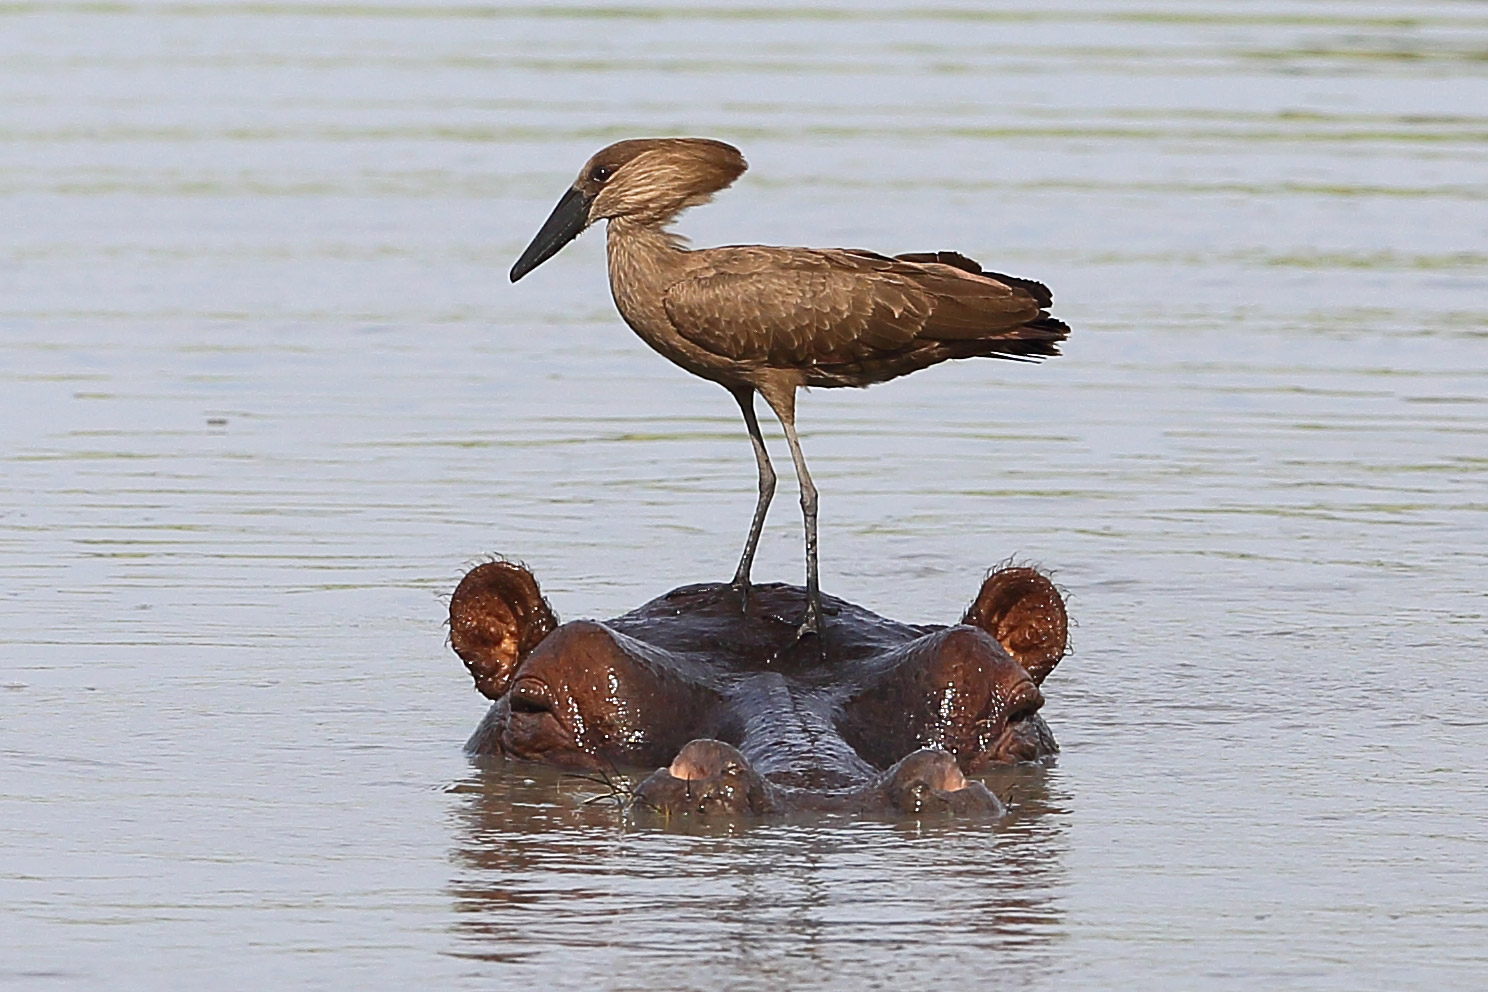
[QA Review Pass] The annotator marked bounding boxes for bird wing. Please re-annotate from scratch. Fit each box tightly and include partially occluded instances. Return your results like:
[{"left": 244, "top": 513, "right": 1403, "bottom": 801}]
[{"left": 661, "top": 246, "right": 1047, "bottom": 367}]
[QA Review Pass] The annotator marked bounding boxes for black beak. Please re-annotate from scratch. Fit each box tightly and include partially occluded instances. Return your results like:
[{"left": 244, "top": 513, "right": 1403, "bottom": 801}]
[{"left": 510, "top": 186, "right": 593, "bottom": 282}]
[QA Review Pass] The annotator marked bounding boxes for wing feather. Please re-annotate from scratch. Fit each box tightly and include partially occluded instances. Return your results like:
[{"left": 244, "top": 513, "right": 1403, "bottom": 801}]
[{"left": 662, "top": 246, "right": 1057, "bottom": 369}]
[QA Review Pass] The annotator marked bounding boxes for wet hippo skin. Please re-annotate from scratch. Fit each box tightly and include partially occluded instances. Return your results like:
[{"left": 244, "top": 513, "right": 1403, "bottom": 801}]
[{"left": 450, "top": 562, "right": 1068, "bottom": 818}]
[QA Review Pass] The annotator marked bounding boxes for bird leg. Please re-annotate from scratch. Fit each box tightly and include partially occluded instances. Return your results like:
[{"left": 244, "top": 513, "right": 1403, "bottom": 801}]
[
  {"left": 761, "top": 386, "right": 823, "bottom": 638},
  {"left": 727, "top": 386, "right": 777, "bottom": 611}
]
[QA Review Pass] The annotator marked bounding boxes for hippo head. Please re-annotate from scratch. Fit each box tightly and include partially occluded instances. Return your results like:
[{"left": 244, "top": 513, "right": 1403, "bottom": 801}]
[{"left": 450, "top": 561, "right": 1068, "bottom": 818}]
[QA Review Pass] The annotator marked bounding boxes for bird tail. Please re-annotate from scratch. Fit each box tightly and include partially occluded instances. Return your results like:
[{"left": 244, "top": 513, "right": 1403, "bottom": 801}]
[
  {"left": 967, "top": 314, "right": 1069, "bottom": 361},
  {"left": 893, "top": 250, "right": 1068, "bottom": 359}
]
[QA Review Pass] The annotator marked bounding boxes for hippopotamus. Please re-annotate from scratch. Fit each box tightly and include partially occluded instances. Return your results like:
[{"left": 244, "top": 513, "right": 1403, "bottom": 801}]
[{"left": 449, "top": 561, "right": 1069, "bottom": 818}]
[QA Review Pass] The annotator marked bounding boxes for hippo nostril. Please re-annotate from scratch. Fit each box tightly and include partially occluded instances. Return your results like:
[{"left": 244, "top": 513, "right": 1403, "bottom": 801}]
[{"left": 938, "top": 764, "right": 967, "bottom": 792}]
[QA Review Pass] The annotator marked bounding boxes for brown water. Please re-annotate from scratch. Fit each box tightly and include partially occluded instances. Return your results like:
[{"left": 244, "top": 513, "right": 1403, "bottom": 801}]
[{"left": 2, "top": 1, "right": 1486, "bottom": 989}]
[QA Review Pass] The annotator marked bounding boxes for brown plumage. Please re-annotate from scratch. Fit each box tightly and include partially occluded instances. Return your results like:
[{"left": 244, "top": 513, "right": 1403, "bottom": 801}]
[{"left": 511, "top": 138, "right": 1069, "bottom": 638}]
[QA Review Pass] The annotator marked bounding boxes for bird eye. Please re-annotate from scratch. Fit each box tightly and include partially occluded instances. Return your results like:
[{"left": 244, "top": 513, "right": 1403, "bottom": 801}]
[{"left": 589, "top": 164, "right": 614, "bottom": 183}]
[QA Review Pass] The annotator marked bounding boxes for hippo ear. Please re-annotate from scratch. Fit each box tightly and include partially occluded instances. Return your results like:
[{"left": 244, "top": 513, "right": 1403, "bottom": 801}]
[
  {"left": 449, "top": 561, "right": 558, "bottom": 700},
  {"left": 961, "top": 566, "right": 1068, "bottom": 684}
]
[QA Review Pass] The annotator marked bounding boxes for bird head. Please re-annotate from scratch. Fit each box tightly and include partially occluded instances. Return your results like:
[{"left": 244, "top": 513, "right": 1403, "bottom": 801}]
[{"left": 510, "top": 138, "right": 747, "bottom": 282}]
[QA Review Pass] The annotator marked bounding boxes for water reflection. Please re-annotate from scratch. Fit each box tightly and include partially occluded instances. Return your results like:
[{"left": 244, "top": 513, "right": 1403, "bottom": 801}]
[{"left": 446, "top": 761, "right": 1070, "bottom": 990}]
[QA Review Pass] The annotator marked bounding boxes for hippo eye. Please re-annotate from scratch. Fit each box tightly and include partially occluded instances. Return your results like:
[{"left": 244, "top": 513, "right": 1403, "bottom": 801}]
[
  {"left": 1005, "top": 681, "right": 1043, "bottom": 721},
  {"left": 589, "top": 164, "right": 615, "bottom": 183}
]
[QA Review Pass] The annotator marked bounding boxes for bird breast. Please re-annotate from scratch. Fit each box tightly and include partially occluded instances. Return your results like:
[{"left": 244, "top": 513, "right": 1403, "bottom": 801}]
[{"left": 605, "top": 222, "right": 754, "bottom": 386}]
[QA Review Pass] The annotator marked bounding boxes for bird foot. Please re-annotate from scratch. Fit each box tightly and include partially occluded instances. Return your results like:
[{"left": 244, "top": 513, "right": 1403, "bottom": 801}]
[
  {"left": 676, "top": 577, "right": 752, "bottom": 615},
  {"left": 794, "top": 594, "right": 828, "bottom": 643},
  {"left": 768, "top": 610, "right": 825, "bottom": 662},
  {"left": 728, "top": 577, "right": 751, "bottom": 613},
  {"left": 762, "top": 593, "right": 836, "bottom": 630}
]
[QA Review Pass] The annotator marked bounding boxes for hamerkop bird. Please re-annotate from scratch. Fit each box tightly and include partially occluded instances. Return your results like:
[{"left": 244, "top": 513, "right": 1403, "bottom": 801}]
[{"left": 510, "top": 138, "right": 1068, "bottom": 638}]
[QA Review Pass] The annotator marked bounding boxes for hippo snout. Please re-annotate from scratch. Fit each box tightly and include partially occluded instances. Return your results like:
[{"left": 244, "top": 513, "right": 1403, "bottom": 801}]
[
  {"left": 875, "top": 749, "right": 1005, "bottom": 817},
  {"left": 635, "top": 739, "right": 780, "bottom": 817}
]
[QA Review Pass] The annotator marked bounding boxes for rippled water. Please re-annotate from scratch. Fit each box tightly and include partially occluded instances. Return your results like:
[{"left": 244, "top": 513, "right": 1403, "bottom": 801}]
[{"left": 3, "top": 1, "right": 1486, "bottom": 989}]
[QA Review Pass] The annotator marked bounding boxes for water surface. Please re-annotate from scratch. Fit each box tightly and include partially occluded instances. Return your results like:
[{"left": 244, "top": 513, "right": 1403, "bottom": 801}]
[{"left": 2, "top": 1, "right": 1486, "bottom": 989}]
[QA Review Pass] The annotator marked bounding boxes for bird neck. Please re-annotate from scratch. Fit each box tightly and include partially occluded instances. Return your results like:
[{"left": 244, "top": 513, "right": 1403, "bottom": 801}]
[
  {"left": 605, "top": 217, "right": 689, "bottom": 295},
  {"left": 605, "top": 216, "right": 688, "bottom": 258}
]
